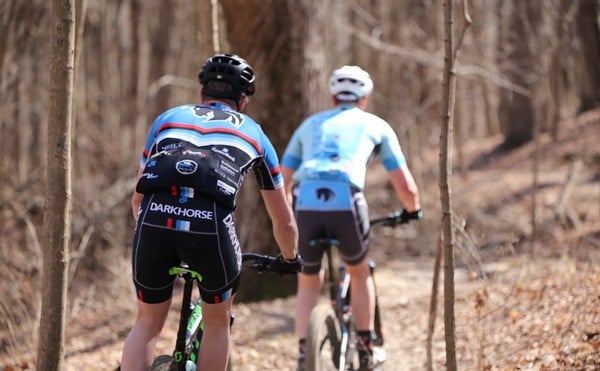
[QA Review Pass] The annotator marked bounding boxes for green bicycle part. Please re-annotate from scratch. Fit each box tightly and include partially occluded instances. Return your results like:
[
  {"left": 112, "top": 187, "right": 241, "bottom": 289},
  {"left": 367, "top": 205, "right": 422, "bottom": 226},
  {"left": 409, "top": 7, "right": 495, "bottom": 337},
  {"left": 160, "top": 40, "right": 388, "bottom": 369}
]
[
  {"left": 174, "top": 350, "right": 184, "bottom": 362},
  {"left": 169, "top": 266, "right": 203, "bottom": 282},
  {"left": 187, "top": 304, "right": 203, "bottom": 333}
]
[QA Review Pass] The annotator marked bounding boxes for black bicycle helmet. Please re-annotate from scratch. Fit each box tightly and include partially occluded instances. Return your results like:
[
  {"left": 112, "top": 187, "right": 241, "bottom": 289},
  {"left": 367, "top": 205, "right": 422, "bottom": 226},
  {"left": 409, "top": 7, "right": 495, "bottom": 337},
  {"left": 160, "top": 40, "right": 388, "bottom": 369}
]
[{"left": 198, "top": 53, "right": 256, "bottom": 101}]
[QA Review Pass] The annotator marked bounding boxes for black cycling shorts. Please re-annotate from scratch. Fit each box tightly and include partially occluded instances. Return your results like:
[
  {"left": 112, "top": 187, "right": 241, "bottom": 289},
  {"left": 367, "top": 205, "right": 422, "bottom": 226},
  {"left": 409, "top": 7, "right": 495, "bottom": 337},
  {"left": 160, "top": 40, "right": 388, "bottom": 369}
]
[
  {"left": 131, "top": 192, "right": 242, "bottom": 304},
  {"left": 293, "top": 184, "right": 371, "bottom": 275}
]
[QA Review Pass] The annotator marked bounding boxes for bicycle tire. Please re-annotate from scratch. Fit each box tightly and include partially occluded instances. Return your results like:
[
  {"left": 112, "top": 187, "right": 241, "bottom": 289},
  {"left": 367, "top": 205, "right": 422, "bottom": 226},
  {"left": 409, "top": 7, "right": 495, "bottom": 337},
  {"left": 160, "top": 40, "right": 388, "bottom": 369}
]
[
  {"left": 305, "top": 303, "right": 342, "bottom": 371},
  {"left": 150, "top": 354, "right": 177, "bottom": 371}
]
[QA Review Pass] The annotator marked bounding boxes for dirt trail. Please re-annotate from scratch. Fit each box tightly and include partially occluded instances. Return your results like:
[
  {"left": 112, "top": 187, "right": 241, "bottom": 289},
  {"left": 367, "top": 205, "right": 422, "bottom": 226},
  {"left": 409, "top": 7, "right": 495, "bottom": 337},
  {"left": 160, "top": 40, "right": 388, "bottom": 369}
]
[
  {"left": 51, "top": 258, "right": 444, "bottom": 371},
  {"left": 55, "top": 255, "right": 599, "bottom": 371}
]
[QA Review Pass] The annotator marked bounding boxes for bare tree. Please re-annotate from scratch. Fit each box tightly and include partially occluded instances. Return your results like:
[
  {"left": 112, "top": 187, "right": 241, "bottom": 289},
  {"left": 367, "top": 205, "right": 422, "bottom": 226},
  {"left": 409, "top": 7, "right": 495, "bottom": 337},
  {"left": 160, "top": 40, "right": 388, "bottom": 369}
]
[
  {"left": 425, "top": 234, "right": 443, "bottom": 371},
  {"left": 0, "top": 2, "right": 17, "bottom": 98},
  {"left": 438, "top": 0, "right": 471, "bottom": 370},
  {"left": 497, "top": 1, "right": 535, "bottom": 148},
  {"left": 576, "top": 0, "right": 600, "bottom": 111},
  {"left": 147, "top": 1, "right": 175, "bottom": 120},
  {"left": 36, "top": 0, "right": 75, "bottom": 370},
  {"left": 197, "top": 0, "right": 219, "bottom": 59}
]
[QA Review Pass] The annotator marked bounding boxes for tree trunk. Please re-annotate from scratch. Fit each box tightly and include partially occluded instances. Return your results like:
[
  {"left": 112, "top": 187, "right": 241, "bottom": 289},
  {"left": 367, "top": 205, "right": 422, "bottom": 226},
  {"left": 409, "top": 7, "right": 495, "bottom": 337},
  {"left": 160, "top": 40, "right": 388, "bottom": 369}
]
[
  {"left": 576, "top": 0, "right": 600, "bottom": 111},
  {"left": 440, "top": 0, "right": 471, "bottom": 368},
  {"left": 147, "top": 1, "right": 174, "bottom": 120},
  {"left": 498, "top": 0, "right": 535, "bottom": 148},
  {"left": 426, "top": 234, "right": 443, "bottom": 371},
  {"left": 220, "top": 0, "right": 328, "bottom": 250},
  {"left": 217, "top": 0, "right": 329, "bottom": 298},
  {"left": 36, "top": 0, "right": 75, "bottom": 370},
  {"left": 197, "top": 0, "right": 218, "bottom": 59}
]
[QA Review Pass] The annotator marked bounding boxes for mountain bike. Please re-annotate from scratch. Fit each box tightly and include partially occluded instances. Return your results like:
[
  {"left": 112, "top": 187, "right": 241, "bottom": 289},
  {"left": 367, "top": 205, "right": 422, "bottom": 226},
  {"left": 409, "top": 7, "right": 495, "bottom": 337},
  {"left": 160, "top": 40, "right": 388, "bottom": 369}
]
[
  {"left": 149, "top": 253, "right": 300, "bottom": 371},
  {"left": 304, "top": 210, "right": 412, "bottom": 371}
]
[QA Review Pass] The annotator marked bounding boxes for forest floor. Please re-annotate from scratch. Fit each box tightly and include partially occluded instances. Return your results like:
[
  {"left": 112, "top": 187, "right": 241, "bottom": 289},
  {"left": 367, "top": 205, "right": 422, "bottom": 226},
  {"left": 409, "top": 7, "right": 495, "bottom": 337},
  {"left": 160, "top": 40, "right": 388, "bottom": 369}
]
[{"left": 1, "top": 110, "right": 599, "bottom": 370}]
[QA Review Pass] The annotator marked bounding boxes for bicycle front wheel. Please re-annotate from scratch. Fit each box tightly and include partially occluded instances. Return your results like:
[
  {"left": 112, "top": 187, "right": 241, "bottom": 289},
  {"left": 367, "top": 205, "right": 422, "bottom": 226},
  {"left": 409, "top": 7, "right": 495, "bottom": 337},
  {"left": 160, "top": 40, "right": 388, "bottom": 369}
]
[
  {"left": 305, "top": 303, "right": 342, "bottom": 371},
  {"left": 150, "top": 354, "right": 177, "bottom": 371}
]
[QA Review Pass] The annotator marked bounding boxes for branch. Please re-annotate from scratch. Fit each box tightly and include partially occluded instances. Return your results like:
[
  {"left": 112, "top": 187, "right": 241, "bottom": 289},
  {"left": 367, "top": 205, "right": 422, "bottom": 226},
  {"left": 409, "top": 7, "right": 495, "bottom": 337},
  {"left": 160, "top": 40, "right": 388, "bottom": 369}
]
[
  {"left": 352, "top": 24, "right": 530, "bottom": 97},
  {"left": 554, "top": 159, "right": 583, "bottom": 221},
  {"left": 454, "top": 0, "right": 473, "bottom": 56}
]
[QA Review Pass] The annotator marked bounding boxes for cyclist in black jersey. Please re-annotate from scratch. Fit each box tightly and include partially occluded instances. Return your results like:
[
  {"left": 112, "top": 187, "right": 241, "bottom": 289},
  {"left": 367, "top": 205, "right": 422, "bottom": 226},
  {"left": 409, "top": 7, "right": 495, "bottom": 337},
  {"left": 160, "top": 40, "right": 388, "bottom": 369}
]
[{"left": 120, "top": 54, "right": 301, "bottom": 371}]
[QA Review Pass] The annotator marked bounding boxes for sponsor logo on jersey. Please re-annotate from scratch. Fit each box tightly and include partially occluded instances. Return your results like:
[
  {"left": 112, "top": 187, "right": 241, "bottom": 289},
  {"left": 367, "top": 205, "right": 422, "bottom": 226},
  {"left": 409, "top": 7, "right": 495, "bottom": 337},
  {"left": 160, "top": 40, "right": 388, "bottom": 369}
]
[
  {"left": 175, "top": 159, "right": 198, "bottom": 175},
  {"left": 161, "top": 143, "right": 183, "bottom": 151},
  {"left": 140, "top": 172, "right": 159, "bottom": 180},
  {"left": 222, "top": 214, "right": 241, "bottom": 254},
  {"left": 219, "top": 161, "right": 240, "bottom": 175},
  {"left": 211, "top": 147, "right": 236, "bottom": 162},
  {"left": 150, "top": 202, "right": 213, "bottom": 220},
  {"left": 316, "top": 187, "right": 335, "bottom": 202},
  {"left": 217, "top": 180, "right": 236, "bottom": 196},
  {"left": 182, "top": 149, "right": 207, "bottom": 157}
]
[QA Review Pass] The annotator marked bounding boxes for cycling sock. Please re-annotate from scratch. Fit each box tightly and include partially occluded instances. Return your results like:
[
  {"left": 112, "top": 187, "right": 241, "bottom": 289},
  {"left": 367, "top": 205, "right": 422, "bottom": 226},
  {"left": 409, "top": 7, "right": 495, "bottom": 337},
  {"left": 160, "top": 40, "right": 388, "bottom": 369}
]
[{"left": 357, "top": 330, "right": 372, "bottom": 349}]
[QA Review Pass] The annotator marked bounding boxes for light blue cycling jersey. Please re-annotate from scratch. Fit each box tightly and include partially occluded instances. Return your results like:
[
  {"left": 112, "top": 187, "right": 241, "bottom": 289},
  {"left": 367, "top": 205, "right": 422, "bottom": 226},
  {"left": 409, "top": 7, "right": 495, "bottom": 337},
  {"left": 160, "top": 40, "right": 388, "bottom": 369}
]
[{"left": 281, "top": 104, "right": 407, "bottom": 190}]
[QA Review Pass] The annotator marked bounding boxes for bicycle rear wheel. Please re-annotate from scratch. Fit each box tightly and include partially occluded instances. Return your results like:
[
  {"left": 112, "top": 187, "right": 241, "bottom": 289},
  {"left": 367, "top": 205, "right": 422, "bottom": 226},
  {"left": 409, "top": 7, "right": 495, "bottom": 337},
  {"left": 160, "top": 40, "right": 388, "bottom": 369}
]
[
  {"left": 305, "top": 303, "right": 342, "bottom": 371},
  {"left": 150, "top": 354, "right": 177, "bottom": 371}
]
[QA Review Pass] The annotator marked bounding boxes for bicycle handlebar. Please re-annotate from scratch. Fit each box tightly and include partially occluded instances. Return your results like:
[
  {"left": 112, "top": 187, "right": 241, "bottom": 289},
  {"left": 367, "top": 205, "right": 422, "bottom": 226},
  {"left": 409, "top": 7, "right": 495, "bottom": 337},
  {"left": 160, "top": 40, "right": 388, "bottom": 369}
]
[
  {"left": 370, "top": 211, "right": 401, "bottom": 226},
  {"left": 242, "top": 253, "right": 301, "bottom": 275},
  {"left": 371, "top": 208, "right": 424, "bottom": 226}
]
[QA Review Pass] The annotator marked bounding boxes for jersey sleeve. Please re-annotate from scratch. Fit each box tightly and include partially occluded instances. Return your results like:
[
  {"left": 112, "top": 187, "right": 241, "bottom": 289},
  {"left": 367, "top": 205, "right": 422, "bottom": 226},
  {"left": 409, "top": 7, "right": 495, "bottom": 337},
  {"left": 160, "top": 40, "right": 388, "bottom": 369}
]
[
  {"left": 139, "top": 117, "right": 163, "bottom": 168},
  {"left": 377, "top": 121, "right": 408, "bottom": 170},
  {"left": 252, "top": 131, "right": 284, "bottom": 190},
  {"left": 280, "top": 127, "right": 303, "bottom": 170}
]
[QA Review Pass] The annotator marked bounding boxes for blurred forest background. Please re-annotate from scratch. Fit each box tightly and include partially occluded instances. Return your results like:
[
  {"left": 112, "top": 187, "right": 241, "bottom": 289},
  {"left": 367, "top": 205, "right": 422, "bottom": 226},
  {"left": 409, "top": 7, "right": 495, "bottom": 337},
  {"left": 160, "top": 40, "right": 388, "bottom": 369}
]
[{"left": 1, "top": 0, "right": 599, "bottom": 366}]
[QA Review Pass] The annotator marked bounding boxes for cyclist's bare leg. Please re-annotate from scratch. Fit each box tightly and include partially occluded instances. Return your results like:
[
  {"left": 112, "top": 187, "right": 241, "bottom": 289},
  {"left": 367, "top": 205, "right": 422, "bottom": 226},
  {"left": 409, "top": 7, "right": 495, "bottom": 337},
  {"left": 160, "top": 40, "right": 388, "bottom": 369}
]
[
  {"left": 120, "top": 298, "right": 172, "bottom": 371},
  {"left": 295, "top": 271, "right": 324, "bottom": 340},
  {"left": 346, "top": 258, "right": 375, "bottom": 332},
  {"left": 197, "top": 296, "right": 234, "bottom": 371}
]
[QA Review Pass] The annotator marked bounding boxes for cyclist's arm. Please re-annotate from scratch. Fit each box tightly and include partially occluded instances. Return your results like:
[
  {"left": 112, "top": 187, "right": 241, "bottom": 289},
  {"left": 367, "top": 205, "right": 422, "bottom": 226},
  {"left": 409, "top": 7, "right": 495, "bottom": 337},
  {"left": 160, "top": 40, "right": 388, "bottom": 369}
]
[
  {"left": 388, "top": 167, "right": 421, "bottom": 212},
  {"left": 260, "top": 187, "right": 298, "bottom": 261},
  {"left": 280, "top": 165, "right": 295, "bottom": 204},
  {"left": 131, "top": 166, "right": 144, "bottom": 221}
]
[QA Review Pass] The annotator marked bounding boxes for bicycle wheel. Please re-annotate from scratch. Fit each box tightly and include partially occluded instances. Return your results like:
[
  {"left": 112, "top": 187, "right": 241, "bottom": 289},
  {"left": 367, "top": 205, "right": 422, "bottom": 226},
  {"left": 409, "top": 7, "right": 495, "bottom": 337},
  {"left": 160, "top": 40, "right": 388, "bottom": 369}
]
[
  {"left": 305, "top": 303, "right": 342, "bottom": 371},
  {"left": 150, "top": 354, "right": 177, "bottom": 371}
]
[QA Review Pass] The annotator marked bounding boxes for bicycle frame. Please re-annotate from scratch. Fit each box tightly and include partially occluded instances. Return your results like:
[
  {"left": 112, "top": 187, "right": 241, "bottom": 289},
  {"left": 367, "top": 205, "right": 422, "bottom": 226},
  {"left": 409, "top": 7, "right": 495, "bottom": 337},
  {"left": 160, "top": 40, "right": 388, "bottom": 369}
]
[
  {"left": 170, "top": 266, "right": 205, "bottom": 371},
  {"left": 316, "top": 240, "right": 383, "bottom": 371},
  {"left": 306, "top": 212, "right": 405, "bottom": 370},
  {"left": 322, "top": 241, "right": 354, "bottom": 370},
  {"left": 149, "top": 253, "right": 298, "bottom": 371}
]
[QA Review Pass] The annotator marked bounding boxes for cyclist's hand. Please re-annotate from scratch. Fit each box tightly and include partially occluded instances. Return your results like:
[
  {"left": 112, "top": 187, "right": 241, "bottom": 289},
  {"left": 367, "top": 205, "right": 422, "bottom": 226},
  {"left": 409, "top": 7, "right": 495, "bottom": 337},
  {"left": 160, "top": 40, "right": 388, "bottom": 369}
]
[
  {"left": 398, "top": 209, "right": 423, "bottom": 224},
  {"left": 271, "top": 254, "right": 304, "bottom": 274}
]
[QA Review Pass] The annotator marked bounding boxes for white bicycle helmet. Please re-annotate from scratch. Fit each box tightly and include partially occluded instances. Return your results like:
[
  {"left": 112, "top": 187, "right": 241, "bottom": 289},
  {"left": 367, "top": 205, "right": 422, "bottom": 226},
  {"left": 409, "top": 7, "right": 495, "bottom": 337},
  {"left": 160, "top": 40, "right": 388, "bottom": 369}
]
[{"left": 328, "top": 65, "right": 374, "bottom": 102}]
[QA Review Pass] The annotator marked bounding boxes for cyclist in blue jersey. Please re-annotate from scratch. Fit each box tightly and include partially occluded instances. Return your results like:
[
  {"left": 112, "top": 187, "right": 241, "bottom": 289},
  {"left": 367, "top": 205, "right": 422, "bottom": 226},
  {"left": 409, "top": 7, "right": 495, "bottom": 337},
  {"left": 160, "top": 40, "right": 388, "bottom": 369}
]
[
  {"left": 281, "top": 65, "right": 422, "bottom": 371},
  {"left": 120, "top": 54, "right": 302, "bottom": 371}
]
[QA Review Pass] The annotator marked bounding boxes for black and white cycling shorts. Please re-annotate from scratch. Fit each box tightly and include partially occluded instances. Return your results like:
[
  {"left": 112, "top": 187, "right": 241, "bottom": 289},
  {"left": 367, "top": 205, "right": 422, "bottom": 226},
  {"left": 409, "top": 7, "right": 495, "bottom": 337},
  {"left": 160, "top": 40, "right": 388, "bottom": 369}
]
[
  {"left": 292, "top": 180, "right": 371, "bottom": 275},
  {"left": 131, "top": 191, "right": 242, "bottom": 304}
]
